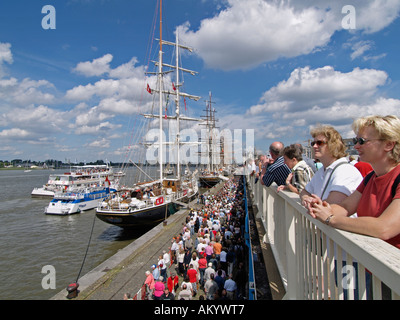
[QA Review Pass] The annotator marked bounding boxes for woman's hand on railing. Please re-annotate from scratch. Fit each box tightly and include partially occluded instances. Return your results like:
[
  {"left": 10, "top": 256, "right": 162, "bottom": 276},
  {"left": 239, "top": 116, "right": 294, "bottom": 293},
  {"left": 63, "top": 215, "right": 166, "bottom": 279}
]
[
  {"left": 310, "top": 197, "right": 334, "bottom": 225},
  {"left": 301, "top": 194, "right": 318, "bottom": 218}
]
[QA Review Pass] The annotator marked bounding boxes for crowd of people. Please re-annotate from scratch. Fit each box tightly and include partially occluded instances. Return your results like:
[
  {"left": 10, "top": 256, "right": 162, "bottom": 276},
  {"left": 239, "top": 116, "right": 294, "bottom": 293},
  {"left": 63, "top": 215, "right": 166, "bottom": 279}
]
[
  {"left": 252, "top": 114, "right": 400, "bottom": 251},
  {"left": 127, "top": 177, "right": 250, "bottom": 300}
]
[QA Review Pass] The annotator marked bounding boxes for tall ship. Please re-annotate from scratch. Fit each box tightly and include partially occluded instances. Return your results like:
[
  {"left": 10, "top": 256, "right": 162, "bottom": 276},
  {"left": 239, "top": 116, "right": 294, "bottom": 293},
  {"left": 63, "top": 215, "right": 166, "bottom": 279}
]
[
  {"left": 96, "top": 1, "right": 200, "bottom": 228},
  {"left": 198, "top": 92, "right": 227, "bottom": 188}
]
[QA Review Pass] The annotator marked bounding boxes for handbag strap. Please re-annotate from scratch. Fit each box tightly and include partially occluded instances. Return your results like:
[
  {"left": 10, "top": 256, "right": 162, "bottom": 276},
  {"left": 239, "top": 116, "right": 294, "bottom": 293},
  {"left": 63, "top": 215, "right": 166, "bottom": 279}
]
[{"left": 320, "top": 161, "right": 349, "bottom": 200}]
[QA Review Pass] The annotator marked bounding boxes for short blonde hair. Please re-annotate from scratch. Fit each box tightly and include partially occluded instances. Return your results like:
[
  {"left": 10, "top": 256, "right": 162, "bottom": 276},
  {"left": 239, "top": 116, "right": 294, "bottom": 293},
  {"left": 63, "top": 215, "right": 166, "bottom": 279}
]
[
  {"left": 352, "top": 115, "right": 400, "bottom": 163},
  {"left": 310, "top": 125, "right": 347, "bottom": 159}
]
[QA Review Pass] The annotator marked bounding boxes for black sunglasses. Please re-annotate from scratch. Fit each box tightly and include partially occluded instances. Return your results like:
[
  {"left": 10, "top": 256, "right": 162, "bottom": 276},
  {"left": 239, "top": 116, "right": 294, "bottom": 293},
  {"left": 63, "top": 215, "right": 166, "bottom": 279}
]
[
  {"left": 311, "top": 140, "right": 327, "bottom": 147},
  {"left": 352, "top": 137, "right": 383, "bottom": 145}
]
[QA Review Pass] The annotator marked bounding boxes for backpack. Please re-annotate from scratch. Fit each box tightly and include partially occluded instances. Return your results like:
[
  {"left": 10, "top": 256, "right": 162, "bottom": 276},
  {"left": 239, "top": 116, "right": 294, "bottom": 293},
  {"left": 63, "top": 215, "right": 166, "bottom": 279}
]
[{"left": 363, "top": 170, "right": 400, "bottom": 198}]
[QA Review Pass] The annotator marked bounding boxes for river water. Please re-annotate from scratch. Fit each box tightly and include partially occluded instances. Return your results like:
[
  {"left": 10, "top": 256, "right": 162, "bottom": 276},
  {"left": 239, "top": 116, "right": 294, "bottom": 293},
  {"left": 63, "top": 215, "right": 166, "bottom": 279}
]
[{"left": 0, "top": 168, "right": 151, "bottom": 300}]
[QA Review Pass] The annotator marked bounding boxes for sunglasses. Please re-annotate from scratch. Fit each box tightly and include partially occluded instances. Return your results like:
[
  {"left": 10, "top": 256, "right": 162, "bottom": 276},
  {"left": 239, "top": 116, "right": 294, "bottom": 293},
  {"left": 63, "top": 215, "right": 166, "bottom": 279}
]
[
  {"left": 352, "top": 137, "right": 383, "bottom": 145},
  {"left": 311, "top": 140, "right": 327, "bottom": 147}
]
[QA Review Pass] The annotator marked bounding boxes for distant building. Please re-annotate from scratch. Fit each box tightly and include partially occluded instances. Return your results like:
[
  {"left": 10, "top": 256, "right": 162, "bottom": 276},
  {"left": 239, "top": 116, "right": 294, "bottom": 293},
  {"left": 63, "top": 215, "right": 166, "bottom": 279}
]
[{"left": 343, "top": 138, "right": 358, "bottom": 156}]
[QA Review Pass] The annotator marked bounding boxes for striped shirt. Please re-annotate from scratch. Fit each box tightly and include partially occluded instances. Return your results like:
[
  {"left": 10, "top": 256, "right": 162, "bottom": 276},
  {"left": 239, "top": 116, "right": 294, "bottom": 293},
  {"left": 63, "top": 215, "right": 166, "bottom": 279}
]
[{"left": 262, "top": 156, "right": 291, "bottom": 187}]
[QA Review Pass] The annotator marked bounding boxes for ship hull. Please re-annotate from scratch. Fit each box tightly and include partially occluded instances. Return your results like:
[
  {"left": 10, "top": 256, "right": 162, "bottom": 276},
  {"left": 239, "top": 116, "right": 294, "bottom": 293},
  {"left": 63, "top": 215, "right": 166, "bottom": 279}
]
[{"left": 95, "top": 202, "right": 180, "bottom": 228}]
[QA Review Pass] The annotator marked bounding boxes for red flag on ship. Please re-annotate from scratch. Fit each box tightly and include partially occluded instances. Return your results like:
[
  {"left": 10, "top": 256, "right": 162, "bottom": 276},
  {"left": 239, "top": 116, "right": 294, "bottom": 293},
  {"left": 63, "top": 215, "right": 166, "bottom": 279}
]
[
  {"left": 172, "top": 82, "right": 176, "bottom": 91},
  {"left": 146, "top": 84, "right": 152, "bottom": 94},
  {"left": 184, "top": 97, "right": 187, "bottom": 111}
]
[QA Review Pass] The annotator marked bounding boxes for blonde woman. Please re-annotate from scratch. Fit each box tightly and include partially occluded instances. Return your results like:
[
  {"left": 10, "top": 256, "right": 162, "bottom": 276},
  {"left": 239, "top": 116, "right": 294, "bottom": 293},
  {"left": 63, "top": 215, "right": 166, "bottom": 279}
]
[
  {"left": 300, "top": 125, "right": 363, "bottom": 210},
  {"left": 310, "top": 115, "right": 400, "bottom": 249}
]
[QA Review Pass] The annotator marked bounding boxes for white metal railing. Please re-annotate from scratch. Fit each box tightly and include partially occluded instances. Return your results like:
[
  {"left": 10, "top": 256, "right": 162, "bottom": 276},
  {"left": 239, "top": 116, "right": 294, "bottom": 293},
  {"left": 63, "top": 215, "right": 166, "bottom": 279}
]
[{"left": 247, "top": 174, "right": 400, "bottom": 300}]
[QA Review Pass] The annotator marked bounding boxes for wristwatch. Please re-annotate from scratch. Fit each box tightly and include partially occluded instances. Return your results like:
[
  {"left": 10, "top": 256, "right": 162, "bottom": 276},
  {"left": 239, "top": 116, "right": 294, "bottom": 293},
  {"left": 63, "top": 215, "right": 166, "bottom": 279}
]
[{"left": 325, "top": 214, "right": 334, "bottom": 225}]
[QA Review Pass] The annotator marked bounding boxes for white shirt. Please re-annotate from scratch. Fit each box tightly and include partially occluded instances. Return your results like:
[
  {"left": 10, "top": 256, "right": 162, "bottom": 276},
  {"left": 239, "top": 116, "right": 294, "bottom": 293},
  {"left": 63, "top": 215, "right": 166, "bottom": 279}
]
[
  {"left": 305, "top": 157, "right": 362, "bottom": 200},
  {"left": 163, "top": 252, "right": 170, "bottom": 266}
]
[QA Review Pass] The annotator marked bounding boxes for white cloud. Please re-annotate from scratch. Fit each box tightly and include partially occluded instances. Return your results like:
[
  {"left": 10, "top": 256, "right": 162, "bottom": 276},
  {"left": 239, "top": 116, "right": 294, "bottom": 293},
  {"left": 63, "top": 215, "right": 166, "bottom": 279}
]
[
  {"left": 0, "top": 77, "right": 55, "bottom": 107},
  {"left": 356, "top": 0, "right": 400, "bottom": 33},
  {"left": 248, "top": 66, "right": 388, "bottom": 116},
  {"left": 1, "top": 105, "right": 73, "bottom": 140},
  {"left": 179, "top": 0, "right": 335, "bottom": 70},
  {"left": 0, "top": 128, "right": 30, "bottom": 139},
  {"left": 345, "top": 39, "right": 387, "bottom": 61},
  {"left": 70, "top": 103, "right": 121, "bottom": 135},
  {"left": 0, "top": 43, "right": 13, "bottom": 64},
  {"left": 74, "top": 121, "right": 119, "bottom": 135},
  {"left": 85, "top": 137, "right": 110, "bottom": 148},
  {"left": 178, "top": 0, "right": 400, "bottom": 71},
  {"left": 349, "top": 40, "right": 374, "bottom": 60},
  {"left": 109, "top": 57, "right": 144, "bottom": 79},
  {"left": 74, "top": 105, "right": 113, "bottom": 127},
  {"left": 243, "top": 65, "right": 400, "bottom": 146},
  {"left": 0, "top": 42, "right": 13, "bottom": 78},
  {"left": 73, "top": 53, "right": 113, "bottom": 77},
  {"left": 66, "top": 56, "right": 155, "bottom": 117}
]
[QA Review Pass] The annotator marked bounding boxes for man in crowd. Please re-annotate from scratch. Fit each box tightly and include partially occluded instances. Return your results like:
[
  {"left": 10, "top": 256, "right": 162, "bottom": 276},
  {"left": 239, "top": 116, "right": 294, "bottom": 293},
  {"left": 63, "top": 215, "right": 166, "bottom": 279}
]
[{"left": 260, "top": 141, "right": 291, "bottom": 187}]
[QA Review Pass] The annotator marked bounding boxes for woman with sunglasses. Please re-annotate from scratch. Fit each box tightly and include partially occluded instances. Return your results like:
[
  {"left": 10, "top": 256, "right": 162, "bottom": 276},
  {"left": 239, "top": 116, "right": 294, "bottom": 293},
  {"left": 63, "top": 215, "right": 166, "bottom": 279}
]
[
  {"left": 300, "top": 125, "right": 363, "bottom": 210},
  {"left": 309, "top": 115, "right": 400, "bottom": 249}
]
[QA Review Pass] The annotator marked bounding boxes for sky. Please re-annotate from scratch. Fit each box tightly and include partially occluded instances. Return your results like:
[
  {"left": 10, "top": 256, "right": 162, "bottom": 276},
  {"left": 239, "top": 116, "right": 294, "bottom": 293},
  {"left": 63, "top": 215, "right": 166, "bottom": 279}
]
[{"left": 1, "top": 0, "right": 400, "bottom": 163}]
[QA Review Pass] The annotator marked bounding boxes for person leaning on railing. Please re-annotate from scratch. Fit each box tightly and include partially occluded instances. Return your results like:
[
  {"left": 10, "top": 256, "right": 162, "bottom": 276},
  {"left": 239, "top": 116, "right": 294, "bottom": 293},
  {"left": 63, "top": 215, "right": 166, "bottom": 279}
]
[
  {"left": 309, "top": 115, "right": 400, "bottom": 250},
  {"left": 277, "top": 144, "right": 314, "bottom": 194},
  {"left": 300, "top": 125, "right": 363, "bottom": 208}
]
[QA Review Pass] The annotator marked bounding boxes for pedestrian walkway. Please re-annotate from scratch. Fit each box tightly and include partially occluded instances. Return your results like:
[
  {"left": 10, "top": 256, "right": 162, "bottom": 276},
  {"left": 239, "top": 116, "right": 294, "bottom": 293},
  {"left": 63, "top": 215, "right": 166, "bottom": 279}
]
[{"left": 142, "top": 176, "right": 249, "bottom": 301}]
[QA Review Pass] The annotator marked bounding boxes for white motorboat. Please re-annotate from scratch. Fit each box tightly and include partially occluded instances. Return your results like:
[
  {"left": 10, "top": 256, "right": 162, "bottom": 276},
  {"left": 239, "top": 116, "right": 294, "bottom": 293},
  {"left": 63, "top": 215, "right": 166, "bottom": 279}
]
[
  {"left": 45, "top": 186, "right": 111, "bottom": 215},
  {"left": 32, "top": 165, "right": 118, "bottom": 197}
]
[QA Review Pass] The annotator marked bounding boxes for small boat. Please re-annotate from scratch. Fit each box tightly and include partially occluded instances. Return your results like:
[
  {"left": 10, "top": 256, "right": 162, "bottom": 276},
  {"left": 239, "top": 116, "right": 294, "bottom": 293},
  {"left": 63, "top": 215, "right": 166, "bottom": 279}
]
[
  {"left": 45, "top": 186, "right": 111, "bottom": 215},
  {"left": 32, "top": 164, "right": 118, "bottom": 197}
]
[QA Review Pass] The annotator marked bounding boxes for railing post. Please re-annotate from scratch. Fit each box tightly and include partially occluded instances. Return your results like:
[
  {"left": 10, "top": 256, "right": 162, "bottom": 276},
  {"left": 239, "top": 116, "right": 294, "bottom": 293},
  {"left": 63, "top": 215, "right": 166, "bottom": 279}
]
[{"left": 283, "top": 202, "right": 298, "bottom": 299}]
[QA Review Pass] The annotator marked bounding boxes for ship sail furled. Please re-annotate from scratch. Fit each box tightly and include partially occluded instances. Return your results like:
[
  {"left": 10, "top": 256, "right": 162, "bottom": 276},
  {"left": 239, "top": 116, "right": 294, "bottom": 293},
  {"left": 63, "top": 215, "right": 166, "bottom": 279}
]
[{"left": 143, "top": 30, "right": 202, "bottom": 180}]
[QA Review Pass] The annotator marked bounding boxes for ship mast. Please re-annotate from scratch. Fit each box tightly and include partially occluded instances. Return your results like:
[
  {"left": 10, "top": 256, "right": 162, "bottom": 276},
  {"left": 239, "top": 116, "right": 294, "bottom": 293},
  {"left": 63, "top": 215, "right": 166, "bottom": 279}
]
[
  {"left": 158, "top": 0, "right": 163, "bottom": 182},
  {"left": 175, "top": 31, "right": 181, "bottom": 179},
  {"left": 143, "top": 6, "right": 201, "bottom": 181},
  {"left": 200, "top": 92, "right": 219, "bottom": 172}
]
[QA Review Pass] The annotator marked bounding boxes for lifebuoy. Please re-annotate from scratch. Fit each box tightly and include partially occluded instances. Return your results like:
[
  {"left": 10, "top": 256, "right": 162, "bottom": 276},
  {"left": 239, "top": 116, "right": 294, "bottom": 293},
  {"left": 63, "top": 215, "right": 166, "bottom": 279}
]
[{"left": 155, "top": 197, "right": 164, "bottom": 205}]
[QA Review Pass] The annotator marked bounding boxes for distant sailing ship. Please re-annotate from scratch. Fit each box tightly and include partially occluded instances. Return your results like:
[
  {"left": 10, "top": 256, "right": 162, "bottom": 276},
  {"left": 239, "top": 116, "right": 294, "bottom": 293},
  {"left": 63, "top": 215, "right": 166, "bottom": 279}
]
[
  {"left": 198, "top": 92, "right": 228, "bottom": 188},
  {"left": 96, "top": 1, "right": 201, "bottom": 228}
]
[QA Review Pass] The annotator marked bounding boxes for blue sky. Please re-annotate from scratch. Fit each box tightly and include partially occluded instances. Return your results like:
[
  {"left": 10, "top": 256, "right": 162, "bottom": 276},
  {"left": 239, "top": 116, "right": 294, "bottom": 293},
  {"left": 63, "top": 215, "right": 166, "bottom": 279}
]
[{"left": 1, "top": 0, "right": 400, "bottom": 163}]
